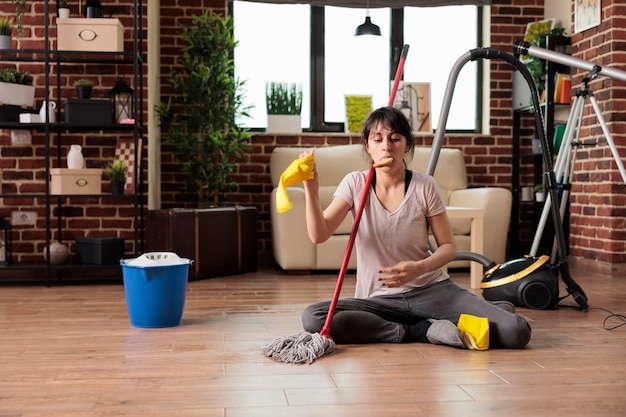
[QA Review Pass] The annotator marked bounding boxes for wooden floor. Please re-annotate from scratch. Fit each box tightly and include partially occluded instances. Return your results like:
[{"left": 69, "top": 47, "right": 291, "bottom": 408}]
[{"left": 0, "top": 262, "right": 625, "bottom": 417}]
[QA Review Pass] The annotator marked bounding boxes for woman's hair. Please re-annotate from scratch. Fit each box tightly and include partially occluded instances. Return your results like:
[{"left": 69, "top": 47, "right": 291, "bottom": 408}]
[{"left": 361, "top": 106, "right": 415, "bottom": 161}]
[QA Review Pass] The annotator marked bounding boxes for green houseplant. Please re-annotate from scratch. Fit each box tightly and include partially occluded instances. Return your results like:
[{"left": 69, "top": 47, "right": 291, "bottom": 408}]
[
  {"left": 156, "top": 10, "right": 251, "bottom": 208},
  {"left": 151, "top": 10, "right": 256, "bottom": 280},
  {"left": 0, "top": 16, "right": 15, "bottom": 36},
  {"left": 10, "top": 0, "right": 26, "bottom": 48},
  {"left": 103, "top": 160, "right": 127, "bottom": 195},
  {"left": 525, "top": 26, "right": 565, "bottom": 93},
  {"left": 73, "top": 78, "right": 93, "bottom": 99},
  {"left": 266, "top": 82, "right": 302, "bottom": 116},
  {"left": 0, "top": 67, "right": 35, "bottom": 107},
  {"left": 265, "top": 82, "right": 303, "bottom": 133}
]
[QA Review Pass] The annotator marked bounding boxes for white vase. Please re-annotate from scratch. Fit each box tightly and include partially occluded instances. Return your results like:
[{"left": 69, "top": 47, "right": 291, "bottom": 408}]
[
  {"left": 43, "top": 242, "right": 68, "bottom": 265},
  {"left": 58, "top": 8, "right": 70, "bottom": 18},
  {"left": 39, "top": 100, "right": 57, "bottom": 123},
  {"left": 67, "top": 145, "right": 84, "bottom": 169}
]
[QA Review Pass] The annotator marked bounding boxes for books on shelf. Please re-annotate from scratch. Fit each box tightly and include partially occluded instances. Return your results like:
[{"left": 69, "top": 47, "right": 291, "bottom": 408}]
[{"left": 554, "top": 72, "right": 572, "bottom": 104}]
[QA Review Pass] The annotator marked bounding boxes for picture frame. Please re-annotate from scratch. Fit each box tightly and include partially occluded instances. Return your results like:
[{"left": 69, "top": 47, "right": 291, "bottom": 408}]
[
  {"left": 344, "top": 95, "right": 372, "bottom": 133},
  {"left": 115, "top": 138, "right": 142, "bottom": 194},
  {"left": 391, "top": 82, "right": 431, "bottom": 133},
  {"left": 575, "top": 0, "right": 601, "bottom": 33}
]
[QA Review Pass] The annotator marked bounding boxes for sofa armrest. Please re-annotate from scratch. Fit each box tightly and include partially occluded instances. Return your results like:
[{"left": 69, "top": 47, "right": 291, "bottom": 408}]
[
  {"left": 448, "top": 187, "right": 512, "bottom": 264},
  {"left": 270, "top": 187, "right": 316, "bottom": 270}
]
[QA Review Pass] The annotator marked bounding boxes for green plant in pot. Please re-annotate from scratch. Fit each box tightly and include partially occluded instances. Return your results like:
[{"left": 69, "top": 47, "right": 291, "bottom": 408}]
[
  {"left": 73, "top": 79, "right": 93, "bottom": 99},
  {"left": 0, "top": 67, "right": 32, "bottom": 85},
  {"left": 525, "top": 26, "right": 565, "bottom": 93},
  {"left": 0, "top": 67, "right": 35, "bottom": 107},
  {"left": 265, "top": 82, "right": 303, "bottom": 133},
  {"left": 103, "top": 160, "right": 127, "bottom": 195},
  {"left": 156, "top": 10, "right": 251, "bottom": 208},
  {"left": 0, "top": 16, "right": 15, "bottom": 49}
]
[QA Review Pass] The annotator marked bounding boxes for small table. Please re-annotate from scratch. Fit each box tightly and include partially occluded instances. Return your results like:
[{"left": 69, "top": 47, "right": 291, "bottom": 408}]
[{"left": 446, "top": 206, "right": 485, "bottom": 289}]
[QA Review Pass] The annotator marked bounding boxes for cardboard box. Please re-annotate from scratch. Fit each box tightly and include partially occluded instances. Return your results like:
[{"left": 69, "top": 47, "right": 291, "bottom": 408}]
[
  {"left": 76, "top": 236, "right": 125, "bottom": 265},
  {"left": 57, "top": 18, "right": 124, "bottom": 52},
  {"left": 50, "top": 168, "right": 102, "bottom": 195},
  {"left": 64, "top": 99, "right": 112, "bottom": 125}
]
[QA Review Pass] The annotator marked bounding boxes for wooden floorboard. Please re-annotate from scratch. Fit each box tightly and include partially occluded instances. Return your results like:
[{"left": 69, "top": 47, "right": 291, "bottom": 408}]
[{"left": 0, "top": 263, "right": 624, "bottom": 417}]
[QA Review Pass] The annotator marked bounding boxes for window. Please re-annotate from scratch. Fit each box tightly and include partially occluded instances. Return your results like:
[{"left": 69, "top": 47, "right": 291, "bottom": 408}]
[{"left": 232, "top": 2, "right": 482, "bottom": 132}]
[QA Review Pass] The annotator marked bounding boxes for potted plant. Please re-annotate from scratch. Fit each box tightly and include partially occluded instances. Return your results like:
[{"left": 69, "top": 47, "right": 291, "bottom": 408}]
[
  {"left": 58, "top": 1, "right": 70, "bottom": 18},
  {"left": 0, "top": 16, "right": 14, "bottom": 49},
  {"left": 152, "top": 10, "right": 256, "bottom": 279},
  {"left": 11, "top": 0, "right": 26, "bottom": 49},
  {"left": 534, "top": 184, "right": 545, "bottom": 202},
  {"left": 73, "top": 78, "right": 93, "bottom": 99},
  {"left": 525, "top": 26, "right": 565, "bottom": 94},
  {"left": 103, "top": 160, "right": 127, "bottom": 195},
  {"left": 265, "top": 81, "right": 303, "bottom": 133},
  {"left": 0, "top": 67, "right": 35, "bottom": 107}
]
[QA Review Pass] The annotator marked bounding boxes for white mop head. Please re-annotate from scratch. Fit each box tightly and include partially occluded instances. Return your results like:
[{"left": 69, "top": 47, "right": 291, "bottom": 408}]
[{"left": 262, "top": 332, "right": 336, "bottom": 364}]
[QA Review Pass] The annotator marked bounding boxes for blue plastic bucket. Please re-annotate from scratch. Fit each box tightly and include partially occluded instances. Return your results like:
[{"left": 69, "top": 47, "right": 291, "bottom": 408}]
[{"left": 121, "top": 252, "right": 192, "bottom": 328}]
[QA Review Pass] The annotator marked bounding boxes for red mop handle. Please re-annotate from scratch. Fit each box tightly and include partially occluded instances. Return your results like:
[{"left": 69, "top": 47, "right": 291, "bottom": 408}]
[
  {"left": 319, "top": 163, "right": 375, "bottom": 339},
  {"left": 388, "top": 44, "right": 410, "bottom": 106},
  {"left": 319, "top": 44, "right": 409, "bottom": 340}
]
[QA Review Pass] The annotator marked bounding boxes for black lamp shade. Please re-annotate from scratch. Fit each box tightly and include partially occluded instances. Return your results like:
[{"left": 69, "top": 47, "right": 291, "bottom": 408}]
[{"left": 355, "top": 16, "right": 381, "bottom": 36}]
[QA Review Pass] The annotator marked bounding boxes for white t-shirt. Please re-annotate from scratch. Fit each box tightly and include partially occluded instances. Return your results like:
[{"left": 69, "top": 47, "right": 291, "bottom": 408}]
[{"left": 334, "top": 169, "right": 449, "bottom": 298}]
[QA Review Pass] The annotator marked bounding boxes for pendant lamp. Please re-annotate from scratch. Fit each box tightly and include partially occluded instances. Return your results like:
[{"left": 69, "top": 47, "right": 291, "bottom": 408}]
[{"left": 355, "top": 1, "right": 381, "bottom": 37}]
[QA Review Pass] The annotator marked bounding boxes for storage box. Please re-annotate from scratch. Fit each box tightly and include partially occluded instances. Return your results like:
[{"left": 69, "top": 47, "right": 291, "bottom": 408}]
[
  {"left": 76, "top": 237, "right": 125, "bottom": 265},
  {"left": 57, "top": 18, "right": 124, "bottom": 52},
  {"left": 64, "top": 99, "right": 112, "bottom": 125},
  {"left": 144, "top": 207, "right": 258, "bottom": 280},
  {"left": 0, "top": 104, "right": 37, "bottom": 123},
  {"left": 50, "top": 168, "right": 102, "bottom": 195}
]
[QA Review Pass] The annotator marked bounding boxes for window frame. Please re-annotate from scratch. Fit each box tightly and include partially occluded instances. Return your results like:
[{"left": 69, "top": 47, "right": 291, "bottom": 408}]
[{"left": 230, "top": 3, "right": 484, "bottom": 133}]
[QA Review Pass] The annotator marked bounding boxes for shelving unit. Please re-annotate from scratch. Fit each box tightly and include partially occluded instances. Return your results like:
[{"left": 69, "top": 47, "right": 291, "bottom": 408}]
[
  {"left": 510, "top": 35, "right": 571, "bottom": 257},
  {"left": 0, "top": 1, "right": 144, "bottom": 285}
]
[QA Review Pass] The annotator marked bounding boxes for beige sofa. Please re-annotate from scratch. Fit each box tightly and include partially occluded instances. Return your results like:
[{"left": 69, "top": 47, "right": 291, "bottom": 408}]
[{"left": 270, "top": 144, "right": 511, "bottom": 271}]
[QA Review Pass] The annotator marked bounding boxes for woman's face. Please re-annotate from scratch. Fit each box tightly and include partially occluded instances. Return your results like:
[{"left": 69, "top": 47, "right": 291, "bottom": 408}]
[{"left": 365, "top": 121, "right": 408, "bottom": 168}]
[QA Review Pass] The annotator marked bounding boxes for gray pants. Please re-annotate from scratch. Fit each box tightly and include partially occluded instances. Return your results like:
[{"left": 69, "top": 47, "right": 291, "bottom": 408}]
[{"left": 302, "top": 279, "right": 532, "bottom": 348}]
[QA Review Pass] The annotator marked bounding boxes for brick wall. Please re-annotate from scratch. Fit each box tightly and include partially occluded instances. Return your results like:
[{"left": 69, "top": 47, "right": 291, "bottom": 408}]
[{"left": 568, "top": 0, "right": 626, "bottom": 264}]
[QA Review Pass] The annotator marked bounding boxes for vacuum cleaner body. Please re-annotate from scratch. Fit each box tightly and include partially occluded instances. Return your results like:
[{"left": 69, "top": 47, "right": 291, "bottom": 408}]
[{"left": 480, "top": 255, "right": 559, "bottom": 310}]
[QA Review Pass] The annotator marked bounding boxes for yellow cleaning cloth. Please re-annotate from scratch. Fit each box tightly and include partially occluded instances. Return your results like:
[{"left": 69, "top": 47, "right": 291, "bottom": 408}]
[
  {"left": 276, "top": 154, "right": 315, "bottom": 213},
  {"left": 457, "top": 314, "right": 490, "bottom": 350}
]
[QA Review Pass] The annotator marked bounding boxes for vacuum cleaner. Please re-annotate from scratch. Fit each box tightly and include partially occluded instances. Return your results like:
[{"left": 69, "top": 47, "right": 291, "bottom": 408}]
[{"left": 425, "top": 46, "right": 589, "bottom": 311}]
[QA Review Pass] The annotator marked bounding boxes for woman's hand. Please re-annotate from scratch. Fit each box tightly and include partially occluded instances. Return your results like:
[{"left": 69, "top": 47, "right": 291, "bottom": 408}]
[
  {"left": 299, "top": 149, "right": 318, "bottom": 188},
  {"left": 379, "top": 261, "right": 425, "bottom": 287}
]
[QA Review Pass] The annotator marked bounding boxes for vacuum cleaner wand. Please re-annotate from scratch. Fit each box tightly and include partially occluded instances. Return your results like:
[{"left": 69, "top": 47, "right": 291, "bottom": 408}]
[{"left": 428, "top": 47, "right": 588, "bottom": 310}]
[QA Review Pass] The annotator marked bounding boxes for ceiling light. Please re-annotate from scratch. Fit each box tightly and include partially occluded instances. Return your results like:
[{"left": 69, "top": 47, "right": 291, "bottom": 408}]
[{"left": 355, "top": 2, "right": 380, "bottom": 37}]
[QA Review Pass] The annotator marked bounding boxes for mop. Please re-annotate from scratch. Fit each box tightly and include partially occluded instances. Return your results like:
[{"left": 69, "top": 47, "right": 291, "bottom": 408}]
[{"left": 262, "top": 45, "right": 409, "bottom": 364}]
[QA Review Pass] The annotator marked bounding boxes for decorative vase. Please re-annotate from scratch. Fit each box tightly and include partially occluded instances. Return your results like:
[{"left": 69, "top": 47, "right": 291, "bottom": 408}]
[
  {"left": 39, "top": 100, "right": 57, "bottom": 123},
  {"left": 43, "top": 242, "right": 69, "bottom": 265},
  {"left": 58, "top": 8, "right": 70, "bottom": 18},
  {"left": 111, "top": 180, "right": 125, "bottom": 195},
  {"left": 67, "top": 144, "right": 83, "bottom": 169},
  {"left": 0, "top": 35, "right": 11, "bottom": 50}
]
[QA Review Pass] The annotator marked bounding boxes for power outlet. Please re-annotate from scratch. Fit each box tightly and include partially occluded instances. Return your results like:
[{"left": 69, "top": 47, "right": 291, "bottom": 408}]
[{"left": 11, "top": 211, "right": 37, "bottom": 226}]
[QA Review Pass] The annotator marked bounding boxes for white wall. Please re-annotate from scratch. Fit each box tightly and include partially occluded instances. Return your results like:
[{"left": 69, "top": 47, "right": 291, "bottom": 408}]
[{"left": 545, "top": 0, "right": 572, "bottom": 34}]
